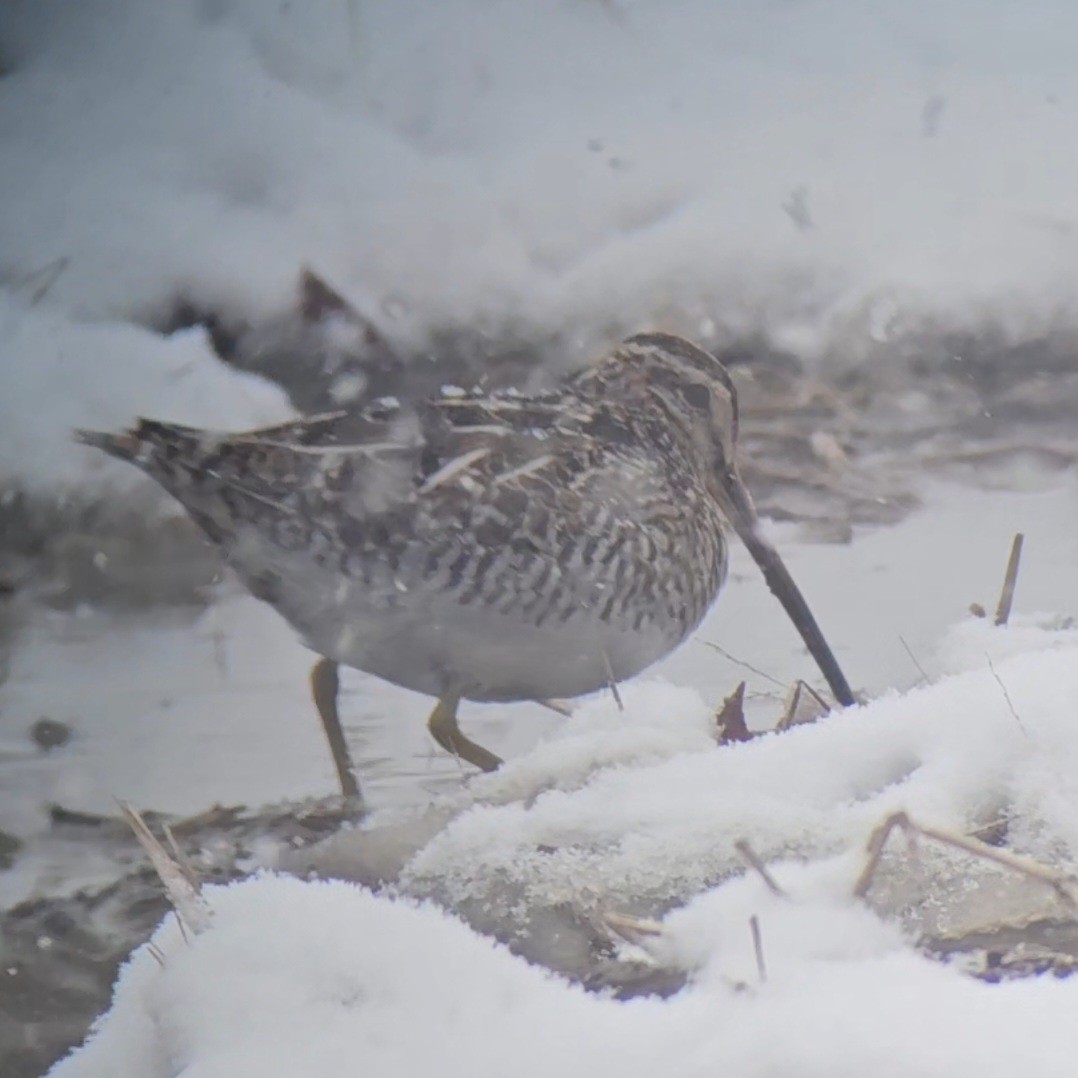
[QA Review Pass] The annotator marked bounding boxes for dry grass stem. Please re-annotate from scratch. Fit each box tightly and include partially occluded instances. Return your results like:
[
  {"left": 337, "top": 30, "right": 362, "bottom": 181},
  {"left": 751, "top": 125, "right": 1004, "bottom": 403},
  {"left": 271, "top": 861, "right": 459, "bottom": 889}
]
[
  {"left": 986, "top": 655, "right": 1028, "bottom": 737},
  {"left": 608, "top": 678, "right": 624, "bottom": 711},
  {"left": 898, "top": 635, "right": 929, "bottom": 685},
  {"left": 854, "top": 813, "right": 906, "bottom": 898},
  {"left": 994, "top": 532, "right": 1024, "bottom": 627},
  {"left": 705, "top": 642, "right": 784, "bottom": 688},
  {"left": 163, "top": 822, "right": 201, "bottom": 887},
  {"left": 775, "top": 680, "right": 830, "bottom": 731},
  {"left": 735, "top": 839, "right": 787, "bottom": 897},
  {"left": 607, "top": 914, "right": 664, "bottom": 957},
  {"left": 603, "top": 910, "right": 664, "bottom": 946},
  {"left": 749, "top": 915, "right": 767, "bottom": 983},
  {"left": 119, "top": 801, "right": 212, "bottom": 935},
  {"left": 599, "top": 645, "right": 624, "bottom": 712},
  {"left": 853, "top": 811, "right": 1076, "bottom": 909},
  {"left": 538, "top": 698, "right": 573, "bottom": 716},
  {"left": 174, "top": 909, "right": 190, "bottom": 946}
]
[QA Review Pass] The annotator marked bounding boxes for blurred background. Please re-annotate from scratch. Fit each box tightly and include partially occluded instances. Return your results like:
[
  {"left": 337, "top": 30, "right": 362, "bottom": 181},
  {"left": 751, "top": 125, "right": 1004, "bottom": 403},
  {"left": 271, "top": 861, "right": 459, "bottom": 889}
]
[{"left": 3, "top": 1, "right": 1078, "bottom": 1072}]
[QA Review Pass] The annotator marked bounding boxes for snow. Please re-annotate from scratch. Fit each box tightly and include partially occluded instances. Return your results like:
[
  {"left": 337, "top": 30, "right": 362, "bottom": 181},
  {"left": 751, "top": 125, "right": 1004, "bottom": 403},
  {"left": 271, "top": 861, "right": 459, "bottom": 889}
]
[
  {"left": 2, "top": 0, "right": 1073, "bottom": 340},
  {"left": 397, "top": 638, "right": 1058, "bottom": 922},
  {"left": 38, "top": 873, "right": 1026, "bottom": 1078},
  {"left": 48, "top": 622, "right": 1078, "bottom": 1077},
  {"left": 0, "top": 294, "right": 292, "bottom": 492},
  {"left": 6, "top": 1, "right": 1078, "bottom": 495},
  {"left": 7, "top": 476, "right": 1075, "bottom": 1075},
  {"left": 7, "top": 2, "right": 1078, "bottom": 1072}
]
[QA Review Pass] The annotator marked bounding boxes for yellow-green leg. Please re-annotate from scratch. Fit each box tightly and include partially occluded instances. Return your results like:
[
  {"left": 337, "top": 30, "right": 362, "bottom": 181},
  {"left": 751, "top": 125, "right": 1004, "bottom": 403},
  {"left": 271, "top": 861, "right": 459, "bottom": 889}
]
[
  {"left": 427, "top": 692, "right": 502, "bottom": 772},
  {"left": 309, "top": 658, "right": 363, "bottom": 808}
]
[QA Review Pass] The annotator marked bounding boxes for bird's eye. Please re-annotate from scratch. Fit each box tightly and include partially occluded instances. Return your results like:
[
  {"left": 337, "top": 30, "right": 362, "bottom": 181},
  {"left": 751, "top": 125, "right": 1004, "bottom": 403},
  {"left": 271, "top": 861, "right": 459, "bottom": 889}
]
[{"left": 681, "top": 383, "right": 711, "bottom": 413}]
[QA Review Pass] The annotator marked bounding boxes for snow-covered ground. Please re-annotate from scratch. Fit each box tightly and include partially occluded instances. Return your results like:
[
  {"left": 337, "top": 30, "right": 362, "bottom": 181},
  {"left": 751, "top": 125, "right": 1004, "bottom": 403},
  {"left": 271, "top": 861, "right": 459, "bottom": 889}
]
[
  {"left": 5, "top": 1, "right": 1078, "bottom": 1074},
  {"left": 3, "top": 475, "right": 1076, "bottom": 1074},
  {"left": 47, "top": 853, "right": 1078, "bottom": 1078},
  {"left": 45, "top": 528, "right": 1078, "bottom": 1078}
]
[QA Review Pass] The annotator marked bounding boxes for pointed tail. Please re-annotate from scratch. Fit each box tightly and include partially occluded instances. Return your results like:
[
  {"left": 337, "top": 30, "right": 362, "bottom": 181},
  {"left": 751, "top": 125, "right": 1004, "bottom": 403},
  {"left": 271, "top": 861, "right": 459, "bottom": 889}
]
[
  {"left": 74, "top": 419, "right": 206, "bottom": 467},
  {"left": 74, "top": 426, "right": 142, "bottom": 462}
]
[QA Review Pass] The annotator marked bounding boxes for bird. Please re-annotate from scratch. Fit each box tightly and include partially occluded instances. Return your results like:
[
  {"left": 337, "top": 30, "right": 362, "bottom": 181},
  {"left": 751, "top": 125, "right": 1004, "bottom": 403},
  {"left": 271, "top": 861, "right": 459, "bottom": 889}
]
[{"left": 77, "top": 332, "right": 854, "bottom": 805}]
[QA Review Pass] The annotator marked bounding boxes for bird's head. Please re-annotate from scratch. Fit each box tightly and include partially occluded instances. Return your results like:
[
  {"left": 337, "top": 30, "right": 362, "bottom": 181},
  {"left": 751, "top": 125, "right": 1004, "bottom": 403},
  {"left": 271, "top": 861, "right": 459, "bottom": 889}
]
[
  {"left": 592, "top": 331, "right": 745, "bottom": 501},
  {"left": 585, "top": 331, "right": 855, "bottom": 708}
]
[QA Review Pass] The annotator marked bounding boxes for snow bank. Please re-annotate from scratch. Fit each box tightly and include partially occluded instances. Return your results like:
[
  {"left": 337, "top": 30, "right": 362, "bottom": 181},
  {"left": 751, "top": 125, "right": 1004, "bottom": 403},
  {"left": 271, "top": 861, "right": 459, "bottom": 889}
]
[
  {"left": 50, "top": 875, "right": 670, "bottom": 1078},
  {"left": 400, "top": 625, "right": 1077, "bottom": 918},
  {"left": 49, "top": 870, "right": 1078, "bottom": 1078},
  {"left": 5, "top": 0, "right": 1078, "bottom": 344},
  {"left": 5, "top": 2, "right": 1078, "bottom": 495},
  {"left": 51, "top": 619, "right": 1078, "bottom": 1076},
  {"left": 0, "top": 294, "right": 292, "bottom": 493}
]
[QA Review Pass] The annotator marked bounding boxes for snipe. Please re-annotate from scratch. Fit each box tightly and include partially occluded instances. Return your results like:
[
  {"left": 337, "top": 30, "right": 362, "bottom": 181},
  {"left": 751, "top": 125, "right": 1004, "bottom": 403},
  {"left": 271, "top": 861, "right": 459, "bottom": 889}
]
[{"left": 78, "top": 332, "right": 854, "bottom": 804}]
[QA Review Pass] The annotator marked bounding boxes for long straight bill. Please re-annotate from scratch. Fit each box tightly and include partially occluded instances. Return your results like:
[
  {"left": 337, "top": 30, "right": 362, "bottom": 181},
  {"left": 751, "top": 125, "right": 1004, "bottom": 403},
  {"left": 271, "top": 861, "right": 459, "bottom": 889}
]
[{"left": 718, "top": 469, "right": 856, "bottom": 708}]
